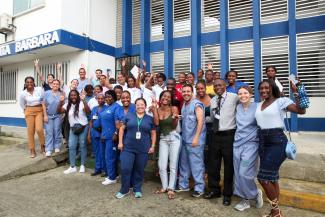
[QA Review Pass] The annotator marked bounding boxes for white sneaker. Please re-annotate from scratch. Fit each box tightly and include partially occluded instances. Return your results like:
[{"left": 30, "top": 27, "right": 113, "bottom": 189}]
[
  {"left": 102, "top": 178, "right": 117, "bottom": 185},
  {"left": 63, "top": 167, "right": 77, "bottom": 174},
  {"left": 45, "top": 151, "right": 51, "bottom": 157},
  {"left": 256, "top": 189, "right": 264, "bottom": 208},
  {"left": 54, "top": 148, "right": 60, "bottom": 153},
  {"left": 234, "top": 199, "right": 250, "bottom": 211},
  {"left": 79, "top": 165, "right": 85, "bottom": 173}
]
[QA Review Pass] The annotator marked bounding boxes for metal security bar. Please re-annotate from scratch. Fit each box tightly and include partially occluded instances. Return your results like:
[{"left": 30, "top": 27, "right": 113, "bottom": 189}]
[
  {"left": 150, "top": 52, "right": 164, "bottom": 73},
  {"left": 116, "top": 0, "right": 123, "bottom": 48},
  {"left": 174, "top": 48, "right": 191, "bottom": 78},
  {"left": 132, "top": 0, "right": 141, "bottom": 45},
  {"left": 297, "top": 31, "right": 325, "bottom": 97},
  {"left": 229, "top": 0, "right": 253, "bottom": 29},
  {"left": 0, "top": 69, "right": 17, "bottom": 102},
  {"left": 34, "top": 61, "right": 69, "bottom": 86},
  {"left": 201, "top": 0, "right": 220, "bottom": 33},
  {"left": 173, "top": 0, "right": 191, "bottom": 37},
  {"left": 296, "top": 0, "right": 325, "bottom": 19},
  {"left": 229, "top": 41, "right": 254, "bottom": 91},
  {"left": 151, "top": 0, "right": 164, "bottom": 41},
  {"left": 201, "top": 45, "right": 221, "bottom": 72},
  {"left": 261, "top": 36, "right": 290, "bottom": 95},
  {"left": 261, "top": 0, "right": 287, "bottom": 24}
]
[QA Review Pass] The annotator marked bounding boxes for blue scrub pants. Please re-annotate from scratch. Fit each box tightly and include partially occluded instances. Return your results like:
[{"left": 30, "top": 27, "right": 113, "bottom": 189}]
[
  {"left": 178, "top": 142, "right": 205, "bottom": 193},
  {"left": 104, "top": 139, "right": 118, "bottom": 180},
  {"left": 44, "top": 116, "right": 62, "bottom": 152},
  {"left": 91, "top": 136, "right": 104, "bottom": 173},
  {"left": 119, "top": 150, "right": 148, "bottom": 194}
]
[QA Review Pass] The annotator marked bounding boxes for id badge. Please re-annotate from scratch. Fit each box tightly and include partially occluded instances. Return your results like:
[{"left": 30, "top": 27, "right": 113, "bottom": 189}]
[
  {"left": 136, "top": 131, "right": 141, "bottom": 140},
  {"left": 214, "top": 113, "right": 220, "bottom": 120},
  {"left": 93, "top": 115, "right": 98, "bottom": 120}
]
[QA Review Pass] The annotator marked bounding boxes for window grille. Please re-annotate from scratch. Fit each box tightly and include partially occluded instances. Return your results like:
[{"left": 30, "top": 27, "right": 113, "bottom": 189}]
[
  {"left": 174, "top": 48, "right": 191, "bottom": 78},
  {"left": 0, "top": 69, "right": 17, "bottom": 102},
  {"left": 116, "top": 0, "right": 123, "bottom": 47},
  {"left": 34, "top": 61, "right": 69, "bottom": 86},
  {"left": 296, "top": 0, "right": 325, "bottom": 19},
  {"left": 151, "top": 52, "right": 165, "bottom": 74},
  {"left": 229, "top": 0, "right": 253, "bottom": 29},
  {"left": 151, "top": 0, "right": 164, "bottom": 41},
  {"left": 201, "top": 45, "right": 221, "bottom": 72},
  {"left": 262, "top": 36, "right": 290, "bottom": 95},
  {"left": 173, "top": 0, "right": 191, "bottom": 37},
  {"left": 201, "top": 0, "right": 220, "bottom": 33},
  {"left": 132, "top": 0, "right": 141, "bottom": 45},
  {"left": 261, "top": 0, "right": 287, "bottom": 24},
  {"left": 297, "top": 31, "right": 325, "bottom": 97}
]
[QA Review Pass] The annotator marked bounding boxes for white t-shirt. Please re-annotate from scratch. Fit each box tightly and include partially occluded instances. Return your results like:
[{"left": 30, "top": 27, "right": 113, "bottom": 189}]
[
  {"left": 152, "top": 84, "right": 166, "bottom": 102},
  {"left": 63, "top": 102, "right": 88, "bottom": 127},
  {"left": 127, "top": 87, "right": 142, "bottom": 103},
  {"left": 142, "top": 87, "right": 154, "bottom": 116},
  {"left": 19, "top": 87, "right": 44, "bottom": 109},
  {"left": 88, "top": 97, "right": 99, "bottom": 110},
  {"left": 255, "top": 97, "right": 294, "bottom": 129},
  {"left": 275, "top": 78, "right": 284, "bottom": 93},
  {"left": 112, "top": 83, "right": 128, "bottom": 90}
]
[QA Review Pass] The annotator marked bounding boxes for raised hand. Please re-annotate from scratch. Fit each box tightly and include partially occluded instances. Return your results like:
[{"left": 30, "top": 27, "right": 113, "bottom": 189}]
[
  {"left": 80, "top": 90, "right": 86, "bottom": 100},
  {"left": 142, "top": 60, "right": 146, "bottom": 67},
  {"left": 151, "top": 97, "right": 158, "bottom": 108},
  {"left": 34, "top": 59, "right": 40, "bottom": 68},
  {"left": 207, "top": 63, "right": 213, "bottom": 70},
  {"left": 59, "top": 92, "right": 65, "bottom": 102},
  {"left": 121, "top": 58, "right": 126, "bottom": 67}
]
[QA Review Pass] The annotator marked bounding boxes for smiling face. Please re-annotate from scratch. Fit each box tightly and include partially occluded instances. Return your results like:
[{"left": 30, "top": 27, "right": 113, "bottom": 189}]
[
  {"left": 121, "top": 92, "right": 131, "bottom": 107},
  {"left": 186, "top": 74, "right": 195, "bottom": 85},
  {"left": 71, "top": 79, "right": 79, "bottom": 90},
  {"left": 160, "top": 91, "right": 172, "bottom": 106},
  {"left": 197, "top": 69, "right": 204, "bottom": 79},
  {"left": 69, "top": 91, "right": 78, "bottom": 104},
  {"left": 238, "top": 87, "right": 252, "bottom": 104},
  {"left": 178, "top": 73, "right": 186, "bottom": 84},
  {"left": 114, "top": 88, "right": 123, "bottom": 100},
  {"left": 196, "top": 82, "right": 206, "bottom": 98},
  {"left": 259, "top": 81, "right": 272, "bottom": 100},
  {"left": 266, "top": 67, "right": 276, "bottom": 79},
  {"left": 79, "top": 68, "right": 86, "bottom": 79},
  {"left": 135, "top": 99, "right": 146, "bottom": 114},
  {"left": 205, "top": 70, "right": 213, "bottom": 83},
  {"left": 95, "top": 70, "right": 102, "bottom": 79},
  {"left": 167, "top": 79, "right": 176, "bottom": 92},
  {"left": 47, "top": 74, "right": 54, "bottom": 83},
  {"left": 25, "top": 78, "right": 35, "bottom": 90},
  {"left": 213, "top": 79, "right": 226, "bottom": 96},
  {"left": 227, "top": 71, "right": 237, "bottom": 85},
  {"left": 105, "top": 94, "right": 114, "bottom": 105},
  {"left": 97, "top": 95, "right": 105, "bottom": 106},
  {"left": 117, "top": 74, "right": 126, "bottom": 84},
  {"left": 182, "top": 86, "right": 193, "bottom": 102},
  {"left": 128, "top": 77, "right": 135, "bottom": 88},
  {"left": 94, "top": 86, "right": 102, "bottom": 95},
  {"left": 52, "top": 80, "right": 60, "bottom": 91}
]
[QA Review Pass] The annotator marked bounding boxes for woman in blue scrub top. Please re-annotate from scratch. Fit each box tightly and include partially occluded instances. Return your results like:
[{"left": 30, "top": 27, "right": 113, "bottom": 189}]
[
  {"left": 88, "top": 93, "right": 107, "bottom": 176},
  {"left": 99, "top": 90, "right": 121, "bottom": 185},
  {"left": 225, "top": 70, "right": 248, "bottom": 94},
  {"left": 117, "top": 91, "right": 136, "bottom": 123},
  {"left": 116, "top": 98, "right": 156, "bottom": 199}
]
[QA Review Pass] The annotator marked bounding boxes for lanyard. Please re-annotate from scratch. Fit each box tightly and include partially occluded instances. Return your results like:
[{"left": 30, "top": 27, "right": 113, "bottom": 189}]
[{"left": 137, "top": 115, "right": 144, "bottom": 131}]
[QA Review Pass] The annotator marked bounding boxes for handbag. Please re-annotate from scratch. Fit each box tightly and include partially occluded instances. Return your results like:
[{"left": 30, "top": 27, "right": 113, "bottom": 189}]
[
  {"left": 71, "top": 123, "right": 86, "bottom": 135},
  {"left": 297, "top": 83, "right": 310, "bottom": 109},
  {"left": 284, "top": 112, "right": 297, "bottom": 160}
]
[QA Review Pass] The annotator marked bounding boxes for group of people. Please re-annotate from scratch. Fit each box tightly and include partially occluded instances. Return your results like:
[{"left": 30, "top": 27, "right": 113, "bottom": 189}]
[{"left": 19, "top": 59, "right": 306, "bottom": 217}]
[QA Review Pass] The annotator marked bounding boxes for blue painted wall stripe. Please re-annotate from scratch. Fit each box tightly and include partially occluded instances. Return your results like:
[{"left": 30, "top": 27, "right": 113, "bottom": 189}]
[
  {"left": 122, "top": 0, "right": 132, "bottom": 55},
  {"left": 191, "top": 0, "right": 201, "bottom": 75},
  {"left": 164, "top": 0, "right": 173, "bottom": 78},
  {"left": 252, "top": 0, "right": 261, "bottom": 102},
  {"left": 220, "top": 0, "right": 229, "bottom": 77}
]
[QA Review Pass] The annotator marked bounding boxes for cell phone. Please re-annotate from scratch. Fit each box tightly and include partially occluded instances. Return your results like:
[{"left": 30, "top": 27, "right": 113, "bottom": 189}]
[{"left": 289, "top": 74, "right": 298, "bottom": 85}]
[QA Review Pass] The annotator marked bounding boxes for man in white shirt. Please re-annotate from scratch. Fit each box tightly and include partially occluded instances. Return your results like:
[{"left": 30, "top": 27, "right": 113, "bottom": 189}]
[{"left": 152, "top": 73, "right": 167, "bottom": 102}]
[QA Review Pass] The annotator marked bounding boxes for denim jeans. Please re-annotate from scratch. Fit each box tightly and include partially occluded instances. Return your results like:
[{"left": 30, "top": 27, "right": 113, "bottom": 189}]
[
  {"left": 158, "top": 131, "right": 181, "bottom": 190},
  {"left": 68, "top": 125, "right": 88, "bottom": 167},
  {"left": 44, "top": 116, "right": 62, "bottom": 152}
]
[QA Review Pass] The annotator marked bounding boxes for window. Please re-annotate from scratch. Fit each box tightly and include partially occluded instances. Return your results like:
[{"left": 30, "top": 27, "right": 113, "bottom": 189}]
[
  {"left": 151, "top": 0, "right": 164, "bottom": 41},
  {"left": 116, "top": 0, "right": 123, "bottom": 48},
  {"left": 174, "top": 48, "right": 191, "bottom": 78},
  {"left": 201, "top": 45, "right": 220, "bottom": 72},
  {"left": 0, "top": 69, "right": 17, "bottom": 102},
  {"left": 132, "top": 0, "right": 141, "bottom": 45},
  {"left": 34, "top": 61, "right": 69, "bottom": 86},
  {"left": 229, "top": 41, "right": 255, "bottom": 91},
  {"left": 296, "top": 0, "right": 325, "bottom": 19},
  {"left": 262, "top": 36, "right": 290, "bottom": 95},
  {"left": 151, "top": 52, "right": 164, "bottom": 73},
  {"left": 13, "top": 0, "right": 44, "bottom": 15},
  {"left": 261, "top": 0, "right": 287, "bottom": 24},
  {"left": 201, "top": 0, "right": 220, "bottom": 33},
  {"left": 229, "top": 0, "right": 253, "bottom": 29},
  {"left": 173, "top": 0, "right": 191, "bottom": 37},
  {"left": 115, "top": 56, "right": 140, "bottom": 77},
  {"left": 297, "top": 31, "right": 325, "bottom": 97}
]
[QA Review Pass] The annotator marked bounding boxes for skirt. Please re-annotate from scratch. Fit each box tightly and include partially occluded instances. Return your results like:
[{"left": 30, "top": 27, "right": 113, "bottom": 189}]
[{"left": 257, "top": 128, "right": 287, "bottom": 182}]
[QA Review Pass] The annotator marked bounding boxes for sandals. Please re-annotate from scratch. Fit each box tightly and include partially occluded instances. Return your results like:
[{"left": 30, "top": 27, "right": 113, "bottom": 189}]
[
  {"left": 263, "top": 198, "right": 283, "bottom": 217},
  {"left": 167, "top": 190, "right": 175, "bottom": 200},
  {"left": 30, "top": 149, "right": 36, "bottom": 158},
  {"left": 155, "top": 189, "right": 167, "bottom": 194}
]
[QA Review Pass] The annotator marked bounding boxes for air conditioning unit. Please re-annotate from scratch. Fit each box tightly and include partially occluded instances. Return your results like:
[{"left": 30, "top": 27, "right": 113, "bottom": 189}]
[{"left": 0, "top": 13, "right": 14, "bottom": 33}]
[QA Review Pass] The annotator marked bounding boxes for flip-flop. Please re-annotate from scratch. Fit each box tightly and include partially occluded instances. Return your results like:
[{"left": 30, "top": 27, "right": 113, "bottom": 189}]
[
  {"left": 167, "top": 190, "right": 175, "bottom": 200},
  {"left": 155, "top": 189, "right": 167, "bottom": 194}
]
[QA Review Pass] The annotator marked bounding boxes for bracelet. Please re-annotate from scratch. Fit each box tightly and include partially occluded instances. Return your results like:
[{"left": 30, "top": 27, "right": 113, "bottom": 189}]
[
  {"left": 151, "top": 145, "right": 155, "bottom": 148},
  {"left": 293, "top": 92, "right": 299, "bottom": 97}
]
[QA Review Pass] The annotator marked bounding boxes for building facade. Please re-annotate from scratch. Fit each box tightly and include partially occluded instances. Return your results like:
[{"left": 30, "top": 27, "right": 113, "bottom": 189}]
[{"left": 0, "top": 0, "right": 325, "bottom": 131}]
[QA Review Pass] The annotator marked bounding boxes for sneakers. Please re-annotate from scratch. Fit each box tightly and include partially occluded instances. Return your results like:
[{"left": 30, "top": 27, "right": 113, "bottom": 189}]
[
  {"left": 79, "top": 165, "right": 85, "bottom": 173},
  {"left": 175, "top": 187, "right": 190, "bottom": 192},
  {"left": 134, "top": 192, "right": 142, "bottom": 198},
  {"left": 45, "top": 151, "right": 51, "bottom": 157},
  {"left": 192, "top": 191, "right": 204, "bottom": 198},
  {"left": 102, "top": 178, "right": 117, "bottom": 185},
  {"left": 54, "top": 148, "right": 60, "bottom": 153},
  {"left": 235, "top": 199, "right": 250, "bottom": 211},
  {"left": 63, "top": 166, "right": 77, "bottom": 174},
  {"left": 256, "top": 189, "right": 264, "bottom": 208},
  {"left": 115, "top": 192, "right": 129, "bottom": 199}
]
